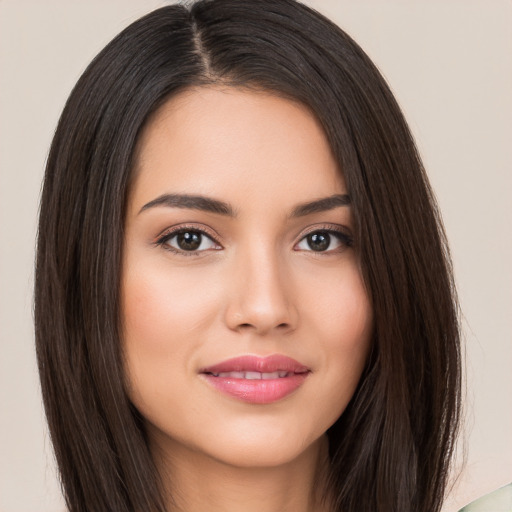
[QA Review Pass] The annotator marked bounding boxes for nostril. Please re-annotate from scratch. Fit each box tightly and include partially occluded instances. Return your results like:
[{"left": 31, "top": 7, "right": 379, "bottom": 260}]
[{"left": 235, "top": 321, "right": 291, "bottom": 333}]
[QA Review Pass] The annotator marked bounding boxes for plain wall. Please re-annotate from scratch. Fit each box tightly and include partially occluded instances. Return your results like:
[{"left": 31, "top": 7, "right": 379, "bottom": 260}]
[{"left": 0, "top": 1, "right": 510, "bottom": 511}]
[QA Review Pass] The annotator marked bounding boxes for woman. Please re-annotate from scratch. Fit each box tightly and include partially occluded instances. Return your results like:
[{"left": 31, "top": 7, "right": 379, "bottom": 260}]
[{"left": 34, "top": 1, "right": 461, "bottom": 511}]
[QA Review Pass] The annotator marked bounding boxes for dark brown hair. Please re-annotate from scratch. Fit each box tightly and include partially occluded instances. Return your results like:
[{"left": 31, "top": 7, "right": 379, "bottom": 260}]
[{"left": 35, "top": 1, "right": 461, "bottom": 511}]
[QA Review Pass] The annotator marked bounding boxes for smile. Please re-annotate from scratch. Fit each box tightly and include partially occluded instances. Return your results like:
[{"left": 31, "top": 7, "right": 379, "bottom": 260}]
[{"left": 200, "top": 355, "right": 310, "bottom": 404}]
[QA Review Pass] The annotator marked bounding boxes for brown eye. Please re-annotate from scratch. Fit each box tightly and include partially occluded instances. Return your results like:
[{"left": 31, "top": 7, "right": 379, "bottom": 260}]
[
  {"left": 306, "top": 232, "right": 330, "bottom": 251},
  {"left": 176, "top": 231, "right": 202, "bottom": 251}
]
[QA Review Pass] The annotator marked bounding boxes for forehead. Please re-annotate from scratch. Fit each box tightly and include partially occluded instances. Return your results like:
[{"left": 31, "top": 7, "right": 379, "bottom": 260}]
[{"left": 130, "top": 86, "right": 345, "bottom": 214}]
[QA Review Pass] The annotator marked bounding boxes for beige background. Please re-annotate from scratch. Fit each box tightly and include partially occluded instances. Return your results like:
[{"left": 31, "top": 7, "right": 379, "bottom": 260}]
[{"left": 0, "top": 1, "right": 510, "bottom": 511}]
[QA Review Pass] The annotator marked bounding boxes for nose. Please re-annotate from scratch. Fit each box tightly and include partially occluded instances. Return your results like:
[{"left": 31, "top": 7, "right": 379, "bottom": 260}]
[{"left": 224, "top": 249, "right": 298, "bottom": 336}]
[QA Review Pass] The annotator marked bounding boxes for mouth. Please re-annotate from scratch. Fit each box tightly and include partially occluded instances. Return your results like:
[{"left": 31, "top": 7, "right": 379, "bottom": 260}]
[{"left": 199, "top": 355, "right": 310, "bottom": 404}]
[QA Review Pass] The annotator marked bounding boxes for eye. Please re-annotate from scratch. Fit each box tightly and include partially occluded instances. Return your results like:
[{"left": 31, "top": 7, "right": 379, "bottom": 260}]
[
  {"left": 295, "top": 229, "right": 352, "bottom": 253},
  {"left": 156, "top": 228, "right": 221, "bottom": 254}
]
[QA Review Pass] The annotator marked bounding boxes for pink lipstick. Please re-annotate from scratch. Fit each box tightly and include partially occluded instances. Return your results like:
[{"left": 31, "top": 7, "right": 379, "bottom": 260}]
[{"left": 199, "top": 355, "right": 310, "bottom": 404}]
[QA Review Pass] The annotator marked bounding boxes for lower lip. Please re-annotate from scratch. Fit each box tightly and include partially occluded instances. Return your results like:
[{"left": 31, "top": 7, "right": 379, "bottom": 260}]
[{"left": 201, "top": 373, "right": 309, "bottom": 404}]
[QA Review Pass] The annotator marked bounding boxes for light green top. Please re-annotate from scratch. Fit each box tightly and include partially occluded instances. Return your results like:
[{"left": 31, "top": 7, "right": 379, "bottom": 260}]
[{"left": 458, "top": 484, "right": 512, "bottom": 512}]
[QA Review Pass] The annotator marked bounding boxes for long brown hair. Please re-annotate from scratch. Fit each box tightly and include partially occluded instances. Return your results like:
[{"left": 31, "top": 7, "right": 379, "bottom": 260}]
[{"left": 35, "top": 1, "right": 461, "bottom": 510}]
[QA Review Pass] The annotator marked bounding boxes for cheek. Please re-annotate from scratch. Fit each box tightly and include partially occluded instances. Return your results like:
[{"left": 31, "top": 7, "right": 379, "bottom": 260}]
[
  {"left": 301, "top": 261, "right": 372, "bottom": 353},
  {"left": 327, "top": 272, "right": 372, "bottom": 371},
  {"left": 120, "top": 261, "right": 220, "bottom": 406},
  {"left": 301, "top": 266, "right": 373, "bottom": 417},
  {"left": 327, "top": 286, "right": 372, "bottom": 358},
  {"left": 122, "top": 258, "right": 224, "bottom": 352}
]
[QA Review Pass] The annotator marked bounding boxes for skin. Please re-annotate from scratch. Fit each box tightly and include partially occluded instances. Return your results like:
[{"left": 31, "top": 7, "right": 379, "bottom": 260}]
[{"left": 121, "top": 87, "right": 373, "bottom": 512}]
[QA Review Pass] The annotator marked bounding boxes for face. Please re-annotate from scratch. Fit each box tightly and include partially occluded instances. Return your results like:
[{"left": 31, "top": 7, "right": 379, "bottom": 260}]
[{"left": 121, "top": 87, "right": 373, "bottom": 469}]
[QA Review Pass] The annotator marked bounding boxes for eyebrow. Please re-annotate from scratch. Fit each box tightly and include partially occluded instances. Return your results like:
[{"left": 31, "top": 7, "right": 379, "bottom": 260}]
[
  {"left": 138, "top": 192, "right": 351, "bottom": 217},
  {"left": 139, "top": 193, "right": 235, "bottom": 216},
  {"left": 290, "top": 194, "right": 351, "bottom": 217}
]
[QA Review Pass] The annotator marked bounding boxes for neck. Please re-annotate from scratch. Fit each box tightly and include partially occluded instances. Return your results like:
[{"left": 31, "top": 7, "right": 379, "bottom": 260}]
[{"left": 151, "top": 434, "right": 332, "bottom": 512}]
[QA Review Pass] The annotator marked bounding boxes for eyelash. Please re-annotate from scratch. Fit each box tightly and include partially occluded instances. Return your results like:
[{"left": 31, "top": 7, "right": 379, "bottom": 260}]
[{"left": 154, "top": 224, "right": 353, "bottom": 256}]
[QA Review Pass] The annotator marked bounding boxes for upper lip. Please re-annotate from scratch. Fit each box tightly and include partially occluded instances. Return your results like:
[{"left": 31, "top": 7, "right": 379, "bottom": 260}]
[{"left": 200, "top": 354, "right": 310, "bottom": 375}]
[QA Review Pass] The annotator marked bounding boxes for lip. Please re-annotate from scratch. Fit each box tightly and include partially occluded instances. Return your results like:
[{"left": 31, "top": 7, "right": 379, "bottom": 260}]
[{"left": 199, "top": 355, "right": 310, "bottom": 404}]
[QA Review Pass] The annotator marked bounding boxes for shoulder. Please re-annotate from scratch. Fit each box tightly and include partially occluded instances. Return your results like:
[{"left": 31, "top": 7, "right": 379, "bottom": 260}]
[{"left": 458, "top": 483, "right": 512, "bottom": 511}]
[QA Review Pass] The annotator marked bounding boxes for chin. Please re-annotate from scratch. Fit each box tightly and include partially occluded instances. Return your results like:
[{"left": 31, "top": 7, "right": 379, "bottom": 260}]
[
  {"left": 204, "top": 435, "right": 322, "bottom": 469},
  {"left": 181, "top": 413, "right": 330, "bottom": 470}
]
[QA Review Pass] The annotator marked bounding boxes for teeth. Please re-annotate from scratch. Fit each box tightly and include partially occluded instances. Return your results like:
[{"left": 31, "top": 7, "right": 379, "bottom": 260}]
[
  {"left": 261, "top": 371, "right": 280, "bottom": 379},
  {"left": 212, "top": 371, "right": 290, "bottom": 379},
  {"left": 217, "top": 371, "right": 244, "bottom": 378}
]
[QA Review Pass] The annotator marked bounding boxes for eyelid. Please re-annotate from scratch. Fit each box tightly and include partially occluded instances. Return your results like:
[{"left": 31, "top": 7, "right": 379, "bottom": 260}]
[
  {"left": 298, "top": 223, "right": 353, "bottom": 240},
  {"left": 154, "top": 223, "right": 221, "bottom": 242}
]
